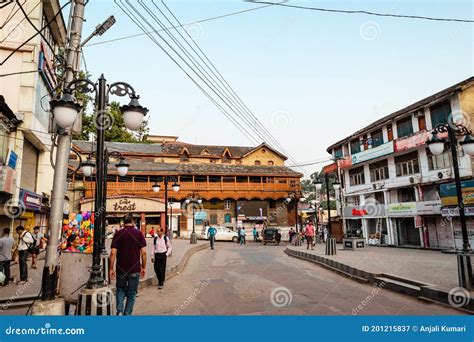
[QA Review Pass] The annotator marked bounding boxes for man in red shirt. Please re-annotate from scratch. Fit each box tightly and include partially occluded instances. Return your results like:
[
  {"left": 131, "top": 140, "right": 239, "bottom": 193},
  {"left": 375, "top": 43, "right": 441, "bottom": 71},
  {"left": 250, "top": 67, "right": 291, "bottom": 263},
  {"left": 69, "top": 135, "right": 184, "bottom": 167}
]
[
  {"left": 109, "top": 214, "right": 147, "bottom": 315},
  {"left": 305, "top": 221, "right": 315, "bottom": 250}
]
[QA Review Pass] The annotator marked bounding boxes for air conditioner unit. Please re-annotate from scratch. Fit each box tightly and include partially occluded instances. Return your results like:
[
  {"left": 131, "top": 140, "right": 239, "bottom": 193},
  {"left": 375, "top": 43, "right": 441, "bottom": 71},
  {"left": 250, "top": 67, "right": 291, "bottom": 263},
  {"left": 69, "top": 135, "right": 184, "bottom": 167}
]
[
  {"left": 437, "top": 170, "right": 452, "bottom": 180},
  {"left": 413, "top": 110, "right": 424, "bottom": 118},
  {"left": 409, "top": 175, "right": 421, "bottom": 184},
  {"left": 372, "top": 182, "right": 384, "bottom": 190}
]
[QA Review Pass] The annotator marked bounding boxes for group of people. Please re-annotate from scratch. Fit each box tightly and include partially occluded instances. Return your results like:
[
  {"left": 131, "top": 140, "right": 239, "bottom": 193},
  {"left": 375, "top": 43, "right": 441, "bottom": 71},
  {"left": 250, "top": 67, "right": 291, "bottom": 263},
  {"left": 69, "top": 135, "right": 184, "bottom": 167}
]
[
  {"left": 0, "top": 226, "right": 47, "bottom": 287},
  {"left": 109, "top": 214, "right": 172, "bottom": 315},
  {"left": 288, "top": 222, "right": 328, "bottom": 248}
]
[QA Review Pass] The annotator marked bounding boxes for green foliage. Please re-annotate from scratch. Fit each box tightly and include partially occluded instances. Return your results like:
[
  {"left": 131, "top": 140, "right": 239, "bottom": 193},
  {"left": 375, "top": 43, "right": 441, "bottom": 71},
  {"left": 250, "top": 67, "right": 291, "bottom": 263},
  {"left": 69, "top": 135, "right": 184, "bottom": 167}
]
[{"left": 78, "top": 101, "right": 150, "bottom": 143}]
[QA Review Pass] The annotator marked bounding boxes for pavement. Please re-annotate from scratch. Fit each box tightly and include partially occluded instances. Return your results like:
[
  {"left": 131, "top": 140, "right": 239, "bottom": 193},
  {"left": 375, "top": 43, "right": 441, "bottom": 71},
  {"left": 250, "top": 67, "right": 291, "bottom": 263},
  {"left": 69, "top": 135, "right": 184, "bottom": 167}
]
[
  {"left": 286, "top": 242, "right": 473, "bottom": 293},
  {"left": 0, "top": 237, "right": 206, "bottom": 311},
  {"left": 134, "top": 242, "right": 462, "bottom": 315}
]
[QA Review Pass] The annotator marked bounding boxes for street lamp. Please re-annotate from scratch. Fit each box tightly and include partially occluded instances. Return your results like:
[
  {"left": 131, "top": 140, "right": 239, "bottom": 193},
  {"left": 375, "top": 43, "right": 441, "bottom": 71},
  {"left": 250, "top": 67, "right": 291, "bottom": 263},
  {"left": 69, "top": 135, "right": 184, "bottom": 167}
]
[
  {"left": 151, "top": 176, "right": 180, "bottom": 239},
  {"left": 57, "top": 75, "right": 147, "bottom": 291},
  {"left": 427, "top": 123, "right": 474, "bottom": 289},
  {"left": 186, "top": 193, "right": 202, "bottom": 244},
  {"left": 287, "top": 191, "right": 303, "bottom": 246},
  {"left": 313, "top": 173, "right": 337, "bottom": 255}
]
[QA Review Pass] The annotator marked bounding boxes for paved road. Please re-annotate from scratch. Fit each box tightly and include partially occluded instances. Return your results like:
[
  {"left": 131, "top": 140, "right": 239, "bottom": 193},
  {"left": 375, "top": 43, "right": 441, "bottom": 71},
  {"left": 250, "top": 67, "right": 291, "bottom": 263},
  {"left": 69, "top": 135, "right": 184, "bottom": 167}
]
[{"left": 134, "top": 242, "right": 463, "bottom": 315}]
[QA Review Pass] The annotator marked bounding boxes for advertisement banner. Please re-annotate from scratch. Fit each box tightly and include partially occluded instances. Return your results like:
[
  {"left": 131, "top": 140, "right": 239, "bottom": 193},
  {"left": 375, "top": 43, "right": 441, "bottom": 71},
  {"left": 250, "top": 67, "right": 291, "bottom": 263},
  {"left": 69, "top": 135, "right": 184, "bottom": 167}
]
[
  {"left": 394, "top": 130, "right": 448, "bottom": 152},
  {"left": 439, "top": 180, "right": 474, "bottom": 206},
  {"left": 351, "top": 142, "right": 394, "bottom": 165}
]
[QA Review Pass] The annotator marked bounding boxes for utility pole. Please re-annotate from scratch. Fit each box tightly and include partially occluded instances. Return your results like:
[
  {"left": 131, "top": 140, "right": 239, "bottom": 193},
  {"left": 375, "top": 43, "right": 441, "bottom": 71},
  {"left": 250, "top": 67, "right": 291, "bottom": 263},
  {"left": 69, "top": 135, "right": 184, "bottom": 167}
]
[{"left": 34, "top": 0, "right": 86, "bottom": 314}]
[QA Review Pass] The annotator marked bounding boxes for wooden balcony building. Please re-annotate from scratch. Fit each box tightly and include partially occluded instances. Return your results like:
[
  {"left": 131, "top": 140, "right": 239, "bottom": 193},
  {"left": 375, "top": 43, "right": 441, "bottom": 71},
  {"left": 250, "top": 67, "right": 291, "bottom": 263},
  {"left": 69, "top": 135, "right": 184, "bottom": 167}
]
[{"left": 68, "top": 137, "right": 303, "bottom": 237}]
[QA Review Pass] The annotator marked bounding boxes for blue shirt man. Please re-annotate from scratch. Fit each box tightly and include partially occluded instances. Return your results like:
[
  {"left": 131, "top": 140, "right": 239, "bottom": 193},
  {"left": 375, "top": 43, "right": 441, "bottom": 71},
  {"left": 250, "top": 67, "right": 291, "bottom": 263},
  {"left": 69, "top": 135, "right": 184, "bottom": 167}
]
[{"left": 207, "top": 226, "right": 217, "bottom": 250}]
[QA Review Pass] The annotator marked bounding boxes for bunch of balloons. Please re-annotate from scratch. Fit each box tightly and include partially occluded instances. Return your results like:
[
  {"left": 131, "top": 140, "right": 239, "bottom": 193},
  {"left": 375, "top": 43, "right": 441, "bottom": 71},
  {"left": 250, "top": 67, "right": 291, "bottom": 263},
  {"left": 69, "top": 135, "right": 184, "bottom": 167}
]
[{"left": 61, "top": 211, "right": 95, "bottom": 253}]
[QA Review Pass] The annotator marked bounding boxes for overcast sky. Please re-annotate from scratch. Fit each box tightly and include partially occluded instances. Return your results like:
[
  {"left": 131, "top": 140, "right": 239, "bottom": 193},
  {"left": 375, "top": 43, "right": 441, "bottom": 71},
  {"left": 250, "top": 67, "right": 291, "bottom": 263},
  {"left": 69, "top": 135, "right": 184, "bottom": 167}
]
[{"left": 81, "top": 0, "right": 473, "bottom": 178}]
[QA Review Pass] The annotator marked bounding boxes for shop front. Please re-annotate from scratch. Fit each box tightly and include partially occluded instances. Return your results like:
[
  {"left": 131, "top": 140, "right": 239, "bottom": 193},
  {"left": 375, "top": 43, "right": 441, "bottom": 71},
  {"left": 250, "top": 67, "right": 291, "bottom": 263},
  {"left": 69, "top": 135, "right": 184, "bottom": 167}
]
[
  {"left": 80, "top": 196, "right": 166, "bottom": 235},
  {"left": 387, "top": 203, "right": 421, "bottom": 246},
  {"left": 15, "top": 188, "right": 48, "bottom": 234}
]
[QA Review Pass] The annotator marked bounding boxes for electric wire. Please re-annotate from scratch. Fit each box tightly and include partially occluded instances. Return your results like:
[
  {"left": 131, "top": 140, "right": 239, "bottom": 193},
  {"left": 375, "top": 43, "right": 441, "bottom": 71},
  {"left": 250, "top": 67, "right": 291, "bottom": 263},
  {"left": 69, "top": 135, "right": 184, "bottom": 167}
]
[
  {"left": 16, "top": 0, "right": 55, "bottom": 53},
  {"left": 246, "top": 1, "right": 474, "bottom": 23},
  {"left": 115, "top": 0, "right": 260, "bottom": 145},
  {"left": 0, "top": 0, "right": 39, "bottom": 44}
]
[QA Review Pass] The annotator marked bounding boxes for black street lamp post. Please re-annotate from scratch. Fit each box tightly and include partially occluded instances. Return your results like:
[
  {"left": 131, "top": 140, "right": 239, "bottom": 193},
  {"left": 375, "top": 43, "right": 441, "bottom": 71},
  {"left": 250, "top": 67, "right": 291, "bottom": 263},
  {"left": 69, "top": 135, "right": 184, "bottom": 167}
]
[
  {"left": 427, "top": 122, "right": 474, "bottom": 289},
  {"left": 287, "top": 191, "right": 303, "bottom": 246},
  {"left": 51, "top": 74, "right": 148, "bottom": 291},
  {"left": 186, "top": 192, "right": 202, "bottom": 244},
  {"left": 314, "top": 173, "right": 340, "bottom": 255},
  {"left": 152, "top": 176, "right": 180, "bottom": 239}
]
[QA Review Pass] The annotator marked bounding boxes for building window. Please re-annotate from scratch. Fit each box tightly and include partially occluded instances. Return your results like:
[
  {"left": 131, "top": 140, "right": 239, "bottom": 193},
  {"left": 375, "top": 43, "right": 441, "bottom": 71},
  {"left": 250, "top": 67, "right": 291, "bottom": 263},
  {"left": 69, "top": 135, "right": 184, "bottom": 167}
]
[
  {"left": 369, "top": 160, "right": 389, "bottom": 182},
  {"left": 427, "top": 145, "right": 450, "bottom": 170},
  {"left": 370, "top": 129, "right": 384, "bottom": 148},
  {"left": 334, "top": 147, "right": 343, "bottom": 158},
  {"left": 180, "top": 153, "right": 189, "bottom": 162},
  {"left": 398, "top": 188, "right": 416, "bottom": 202},
  {"left": 268, "top": 160, "right": 274, "bottom": 166},
  {"left": 396, "top": 116, "right": 413, "bottom": 138},
  {"left": 224, "top": 199, "right": 231, "bottom": 209},
  {"left": 347, "top": 195, "right": 360, "bottom": 206},
  {"left": 387, "top": 124, "right": 393, "bottom": 141},
  {"left": 430, "top": 102, "right": 451, "bottom": 127},
  {"left": 210, "top": 214, "right": 218, "bottom": 224},
  {"left": 210, "top": 159, "right": 216, "bottom": 163},
  {"left": 418, "top": 114, "right": 426, "bottom": 131},
  {"left": 235, "top": 160, "right": 242, "bottom": 164},
  {"left": 224, "top": 213, "right": 232, "bottom": 223},
  {"left": 374, "top": 191, "right": 385, "bottom": 204},
  {"left": 395, "top": 151, "right": 419, "bottom": 177},
  {"left": 349, "top": 166, "right": 365, "bottom": 186},
  {"left": 222, "top": 152, "right": 231, "bottom": 163},
  {"left": 350, "top": 139, "right": 361, "bottom": 155},
  {"left": 255, "top": 160, "right": 261, "bottom": 165}
]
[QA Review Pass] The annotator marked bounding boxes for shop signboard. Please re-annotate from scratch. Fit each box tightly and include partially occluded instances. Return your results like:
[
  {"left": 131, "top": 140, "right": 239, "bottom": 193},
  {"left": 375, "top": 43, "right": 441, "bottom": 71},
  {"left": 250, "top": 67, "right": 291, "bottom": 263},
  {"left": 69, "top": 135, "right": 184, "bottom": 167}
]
[
  {"left": 441, "top": 207, "right": 474, "bottom": 217},
  {"left": 387, "top": 203, "right": 417, "bottom": 216},
  {"left": 337, "top": 156, "right": 353, "bottom": 170},
  {"left": 195, "top": 211, "right": 207, "bottom": 220},
  {"left": 351, "top": 142, "right": 393, "bottom": 165},
  {"left": 439, "top": 180, "right": 474, "bottom": 206},
  {"left": 19, "top": 188, "right": 42, "bottom": 211},
  {"left": 344, "top": 205, "right": 386, "bottom": 218},
  {"left": 415, "top": 200, "right": 441, "bottom": 215}
]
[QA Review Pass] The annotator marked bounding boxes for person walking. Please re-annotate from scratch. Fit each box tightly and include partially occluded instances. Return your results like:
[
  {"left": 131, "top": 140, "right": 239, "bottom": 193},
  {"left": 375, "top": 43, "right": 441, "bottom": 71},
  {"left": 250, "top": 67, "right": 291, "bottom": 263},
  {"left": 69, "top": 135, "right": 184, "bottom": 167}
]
[
  {"left": 239, "top": 227, "right": 246, "bottom": 245},
  {"left": 31, "top": 226, "right": 46, "bottom": 269},
  {"left": 252, "top": 227, "right": 258, "bottom": 242},
  {"left": 305, "top": 221, "right": 315, "bottom": 250},
  {"left": 109, "top": 214, "right": 147, "bottom": 315},
  {"left": 207, "top": 226, "right": 217, "bottom": 250},
  {"left": 15, "top": 226, "right": 33, "bottom": 285},
  {"left": 288, "top": 228, "right": 294, "bottom": 243},
  {"left": 151, "top": 228, "right": 172, "bottom": 289},
  {"left": 0, "top": 228, "right": 14, "bottom": 286},
  {"left": 323, "top": 226, "right": 328, "bottom": 243}
]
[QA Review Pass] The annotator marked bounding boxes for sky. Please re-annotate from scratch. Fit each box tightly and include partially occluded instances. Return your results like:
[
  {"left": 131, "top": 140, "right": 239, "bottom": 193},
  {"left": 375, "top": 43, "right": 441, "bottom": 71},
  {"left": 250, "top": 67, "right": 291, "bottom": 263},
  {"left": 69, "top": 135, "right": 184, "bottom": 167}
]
[{"left": 79, "top": 0, "right": 473, "bottom": 178}]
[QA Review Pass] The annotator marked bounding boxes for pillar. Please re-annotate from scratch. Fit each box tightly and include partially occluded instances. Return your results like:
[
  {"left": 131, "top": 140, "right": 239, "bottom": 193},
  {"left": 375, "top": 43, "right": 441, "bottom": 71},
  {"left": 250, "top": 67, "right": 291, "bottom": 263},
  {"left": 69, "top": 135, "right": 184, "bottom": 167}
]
[{"left": 140, "top": 212, "right": 146, "bottom": 235}]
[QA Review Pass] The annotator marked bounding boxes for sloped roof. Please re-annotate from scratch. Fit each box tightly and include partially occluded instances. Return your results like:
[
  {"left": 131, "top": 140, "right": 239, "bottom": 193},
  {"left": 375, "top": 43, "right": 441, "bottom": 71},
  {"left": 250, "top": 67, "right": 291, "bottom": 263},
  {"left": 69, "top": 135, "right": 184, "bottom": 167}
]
[
  {"left": 73, "top": 140, "right": 164, "bottom": 155},
  {"left": 326, "top": 76, "right": 474, "bottom": 152},
  {"left": 70, "top": 159, "right": 302, "bottom": 177}
]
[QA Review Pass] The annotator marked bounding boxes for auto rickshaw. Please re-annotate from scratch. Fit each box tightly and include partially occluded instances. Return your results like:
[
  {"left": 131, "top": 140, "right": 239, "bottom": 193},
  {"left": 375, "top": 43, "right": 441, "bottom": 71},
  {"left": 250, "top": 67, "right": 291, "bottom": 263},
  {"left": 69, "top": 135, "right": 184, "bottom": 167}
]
[{"left": 262, "top": 227, "right": 281, "bottom": 245}]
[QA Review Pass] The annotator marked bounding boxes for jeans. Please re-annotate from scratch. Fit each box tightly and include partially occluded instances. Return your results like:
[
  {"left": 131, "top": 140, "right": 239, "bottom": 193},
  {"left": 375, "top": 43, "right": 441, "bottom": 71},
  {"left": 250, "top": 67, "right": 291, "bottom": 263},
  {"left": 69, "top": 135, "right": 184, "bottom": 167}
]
[
  {"left": 18, "top": 250, "right": 29, "bottom": 281},
  {"left": 116, "top": 272, "right": 140, "bottom": 315},
  {"left": 154, "top": 252, "right": 167, "bottom": 286},
  {"left": 239, "top": 236, "right": 246, "bottom": 245},
  {"left": 209, "top": 236, "right": 215, "bottom": 249},
  {"left": 0, "top": 260, "right": 10, "bottom": 285}
]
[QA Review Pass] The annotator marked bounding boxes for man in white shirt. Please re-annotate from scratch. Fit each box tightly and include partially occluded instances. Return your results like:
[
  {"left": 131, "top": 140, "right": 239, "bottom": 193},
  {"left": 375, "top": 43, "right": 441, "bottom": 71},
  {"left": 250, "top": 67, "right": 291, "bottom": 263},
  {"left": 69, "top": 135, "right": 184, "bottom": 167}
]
[
  {"left": 151, "top": 228, "right": 172, "bottom": 289},
  {"left": 16, "top": 226, "right": 34, "bottom": 284},
  {"left": 0, "top": 228, "right": 14, "bottom": 286}
]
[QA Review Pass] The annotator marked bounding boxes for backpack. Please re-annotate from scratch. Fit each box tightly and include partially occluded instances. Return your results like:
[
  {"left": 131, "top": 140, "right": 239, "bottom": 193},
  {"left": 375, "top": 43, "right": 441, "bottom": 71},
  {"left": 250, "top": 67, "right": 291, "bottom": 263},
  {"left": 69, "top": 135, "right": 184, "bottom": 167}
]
[
  {"left": 22, "top": 232, "right": 36, "bottom": 253},
  {"left": 153, "top": 235, "right": 169, "bottom": 251}
]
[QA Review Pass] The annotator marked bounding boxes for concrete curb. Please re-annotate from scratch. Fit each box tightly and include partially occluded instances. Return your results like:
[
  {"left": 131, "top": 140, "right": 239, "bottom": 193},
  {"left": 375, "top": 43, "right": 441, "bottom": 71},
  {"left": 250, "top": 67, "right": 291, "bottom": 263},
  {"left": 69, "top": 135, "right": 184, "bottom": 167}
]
[
  {"left": 139, "top": 243, "right": 207, "bottom": 290},
  {"left": 285, "top": 247, "right": 474, "bottom": 314}
]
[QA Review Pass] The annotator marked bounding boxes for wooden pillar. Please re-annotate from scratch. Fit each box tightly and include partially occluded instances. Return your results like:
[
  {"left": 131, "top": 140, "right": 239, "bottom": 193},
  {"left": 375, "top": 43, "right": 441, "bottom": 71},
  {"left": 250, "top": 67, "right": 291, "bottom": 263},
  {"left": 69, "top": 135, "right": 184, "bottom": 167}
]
[{"left": 160, "top": 211, "right": 166, "bottom": 230}]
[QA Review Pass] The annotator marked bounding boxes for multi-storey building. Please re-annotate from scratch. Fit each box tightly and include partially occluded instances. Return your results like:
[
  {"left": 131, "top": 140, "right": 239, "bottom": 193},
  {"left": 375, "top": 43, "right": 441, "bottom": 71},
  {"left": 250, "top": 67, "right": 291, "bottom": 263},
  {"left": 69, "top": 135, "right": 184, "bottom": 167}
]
[
  {"left": 68, "top": 136, "right": 302, "bottom": 237},
  {"left": 0, "top": 1, "right": 66, "bottom": 231},
  {"left": 325, "top": 77, "right": 474, "bottom": 249}
]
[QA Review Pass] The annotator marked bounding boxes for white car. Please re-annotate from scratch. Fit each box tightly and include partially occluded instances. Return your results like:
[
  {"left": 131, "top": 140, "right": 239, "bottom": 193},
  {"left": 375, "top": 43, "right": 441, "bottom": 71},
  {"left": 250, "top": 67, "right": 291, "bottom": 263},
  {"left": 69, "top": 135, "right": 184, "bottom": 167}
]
[{"left": 201, "top": 226, "right": 239, "bottom": 242}]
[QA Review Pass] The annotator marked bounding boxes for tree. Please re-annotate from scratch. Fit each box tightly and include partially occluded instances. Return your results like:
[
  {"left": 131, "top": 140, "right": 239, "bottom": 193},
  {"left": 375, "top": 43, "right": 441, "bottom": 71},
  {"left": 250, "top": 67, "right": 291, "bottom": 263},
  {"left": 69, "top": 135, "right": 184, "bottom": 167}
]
[
  {"left": 78, "top": 101, "right": 150, "bottom": 143},
  {"left": 300, "top": 169, "right": 338, "bottom": 208}
]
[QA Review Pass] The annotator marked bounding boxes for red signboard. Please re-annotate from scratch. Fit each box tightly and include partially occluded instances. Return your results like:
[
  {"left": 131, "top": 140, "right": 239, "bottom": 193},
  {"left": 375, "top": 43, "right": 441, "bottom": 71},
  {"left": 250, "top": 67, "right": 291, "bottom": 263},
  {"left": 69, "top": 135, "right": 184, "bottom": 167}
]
[
  {"left": 394, "top": 130, "right": 448, "bottom": 153},
  {"left": 322, "top": 162, "right": 337, "bottom": 174},
  {"left": 352, "top": 208, "right": 367, "bottom": 216},
  {"left": 337, "top": 156, "right": 353, "bottom": 170}
]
